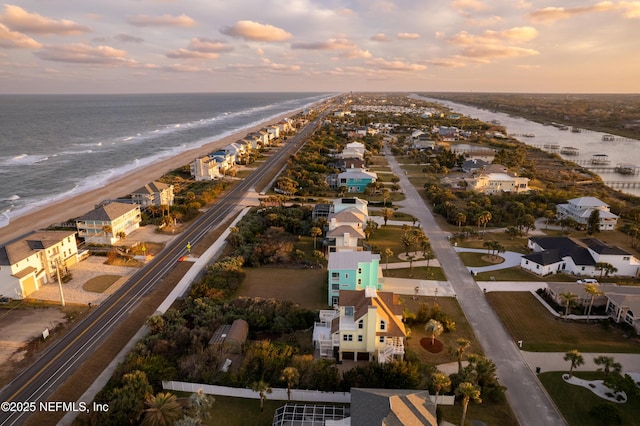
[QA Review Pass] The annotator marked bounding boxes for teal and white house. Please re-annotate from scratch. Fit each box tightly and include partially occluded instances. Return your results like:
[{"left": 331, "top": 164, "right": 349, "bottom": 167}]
[
  {"left": 327, "top": 251, "right": 383, "bottom": 306},
  {"left": 337, "top": 168, "right": 378, "bottom": 193}
]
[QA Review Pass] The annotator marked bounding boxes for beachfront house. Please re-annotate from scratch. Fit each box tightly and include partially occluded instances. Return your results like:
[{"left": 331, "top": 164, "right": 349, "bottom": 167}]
[
  {"left": 313, "top": 288, "right": 405, "bottom": 363},
  {"left": 521, "top": 236, "right": 640, "bottom": 278},
  {"left": 556, "top": 196, "right": 619, "bottom": 231},
  {"left": 75, "top": 202, "right": 141, "bottom": 245},
  {"left": 0, "top": 230, "right": 79, "bottom": 299},
  {"left": 327, "top": 251, "right": 382, "bottom": 305},
  {"left": 130, "top": 181, "right": 175, "bottom": 208}
]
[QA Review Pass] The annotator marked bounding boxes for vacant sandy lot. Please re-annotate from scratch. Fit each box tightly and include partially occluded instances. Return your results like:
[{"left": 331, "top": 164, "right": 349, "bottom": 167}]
[{"left": 0, "top": 308, "right": 66, "bottom": 365}]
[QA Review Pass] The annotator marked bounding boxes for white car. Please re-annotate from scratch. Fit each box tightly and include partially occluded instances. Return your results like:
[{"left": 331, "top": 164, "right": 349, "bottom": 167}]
[{"left": 577, "top": 278, "right": 599, "bottom": 284}]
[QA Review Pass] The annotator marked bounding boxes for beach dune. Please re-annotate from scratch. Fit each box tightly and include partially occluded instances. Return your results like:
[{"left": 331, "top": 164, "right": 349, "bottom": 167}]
[{"left": 0, "top": 113, "right": 293, "bottom": 244}]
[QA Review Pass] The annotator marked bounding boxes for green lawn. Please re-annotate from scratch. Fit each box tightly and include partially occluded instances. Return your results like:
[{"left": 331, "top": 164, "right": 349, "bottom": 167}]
[
  {"left": 366, "top": 225, "right": 421, "bottom": 263},
  {"left": 475, "top": 267, "right": 547, "bottom": 282},
  {"left": 204, "top": 395, "right": 283, "bottom": 426},
  {"left": 539, "top": 371, "right": 640, "bottom": 426},
  {"left": 383, "top": 266, "right": 446, "bottom": 281},
  {"left": 457, "top": 252, "right": 503, "bottom": 267},
  {"left": 487, "top": 292, "right": 640, "bottom": 353},
  {"left": 237, "top": 267, "right": 328, "bottom": 310},
  {"left": 456, "top": 234, "right": 530, "bottom": 254}
]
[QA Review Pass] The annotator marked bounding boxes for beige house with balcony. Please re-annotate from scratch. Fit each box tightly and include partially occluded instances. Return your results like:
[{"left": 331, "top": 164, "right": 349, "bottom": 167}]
[
  {"left": 464, "top": 172, "right": 529, "bottom": 194},
  {"left": 130, "top": 181, "right": 174, "bottom": 208},
  {"left": 313, "top": 288, "right": 405, "bottom": 363},
  {"left": 0, "top": 230, "right": 79, "bottom": 299},
  {"left": 75, "top": 202, "right": 141, "bottom": 245}
]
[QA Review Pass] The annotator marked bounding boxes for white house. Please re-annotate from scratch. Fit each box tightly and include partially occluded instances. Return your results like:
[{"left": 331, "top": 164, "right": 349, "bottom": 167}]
[
  {"left": 0, "top": 230, "right": 79, "bottom": 299},
  {"left": 313, "top": 288, "right": 405, "bottom": 363},
  {"left": 521, "top": 236, "right": 640, "bottom": 278},
  {"left": 556, "top": 197, "right": 619, "bottom": 231},
  {"left": 326, "top": 207, "right": 368, "bottom": 252},
  {"left": 463, "top": 172, "right": 529, "bottom": 194},
  {"left": 341, "top": 142, "right": 366, "bottom": 160},
  {"left": 130, "top": 181, "right": 174, "bottom": 208},
  {"left": 76, "top": 202, "right": 141, "bottom": 245}
]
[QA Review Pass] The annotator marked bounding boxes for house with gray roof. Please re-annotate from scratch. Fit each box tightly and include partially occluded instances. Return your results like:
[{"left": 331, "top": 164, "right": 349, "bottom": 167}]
[
  {"left": 556, "top": 196, "right": 619, "bottom": 231},
  {"left": 75, "top": 202, "right": 141, "bottom": 245},
  {"left": 0, "top": 230, "right": 78, "bottom": 299},
  {"left": 521, "top": 236, "right": 640, "bottom": 278},
  {"left": 130, "top": 181, "right": 174, "bottom": 208}
]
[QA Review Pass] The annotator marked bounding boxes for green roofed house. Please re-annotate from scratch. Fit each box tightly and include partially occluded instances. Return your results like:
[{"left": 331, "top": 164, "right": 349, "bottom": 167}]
[{"left": 327, "top": 251, "right": 382, "bottom": 306}]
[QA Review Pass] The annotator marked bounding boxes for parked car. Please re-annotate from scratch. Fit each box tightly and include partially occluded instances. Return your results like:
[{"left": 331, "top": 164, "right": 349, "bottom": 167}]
[{"left": 577, "top": 279, "right": 599, "bottom": 284}]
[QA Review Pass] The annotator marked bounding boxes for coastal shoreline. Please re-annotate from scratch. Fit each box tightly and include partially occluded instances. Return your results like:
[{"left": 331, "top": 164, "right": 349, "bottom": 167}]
[{"left": 0, "top": 111, "right": 295, "bottom": 245}]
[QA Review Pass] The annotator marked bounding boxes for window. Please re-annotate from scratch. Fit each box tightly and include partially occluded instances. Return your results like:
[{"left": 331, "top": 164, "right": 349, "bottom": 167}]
[
  {"left": 358, "top": 335, "right": 363, "bottom": 342},
  {"left": 380, "top": 320, "right": 386, "bottom": 330},
  {"left": 358, "top": 268, "right": 362, "bottom": 274},
  {"left": 345, "top": 273, "right": 349, "bottom": 279},
  {"left": 379, "top": 336, "right": 385, "bottom": 343},
  {"left": 358, "top": 320, "right": 363, "bottom": 329},
  {"left": 345, "top": 306, "right": 354, "bottom": 317},
  {"left": 343, "top": 334, "right": 353, "bottom": 341},
  {"left": 332, "top": 283, "right": 339, "bottom": 290},
  {"left": 357, "top": 279, "right": 362, "bottom": 285},
  {"left": 331, "top": 272, "right": 339, "bottom": 278}
]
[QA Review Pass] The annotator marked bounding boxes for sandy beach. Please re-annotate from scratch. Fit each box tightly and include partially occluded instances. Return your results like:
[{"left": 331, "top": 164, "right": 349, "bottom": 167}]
[{"left": 0, "top": 112, "right": 293, "bottom": 244}]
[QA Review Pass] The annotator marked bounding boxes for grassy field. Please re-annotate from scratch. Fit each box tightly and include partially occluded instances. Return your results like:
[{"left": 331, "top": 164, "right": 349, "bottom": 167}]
[
  {"left": 366, "top": 225, "right": 422, "bottom": 263},
  {"left": 487, "top": 292, "right": 640, "bottom": 353},
  {"left": 539, "top": 371, "right": 640, "bottom": 426},
  {"left": 401, "top": 296, "right": 482, "bottom": 365},
  {"left": 382, "top": 266, "right": 446, "bottom": 281},
  {"left": 83, "top": 275, "right": 121, "bottom": 293},
  {"left": 439, "top": 397, "right": 518, "bottom": 426},
  {"left": 475, "top": 267, "right": 548, "bottom": 282},
  {"left": 456, "top": 233, "right": 530, "bottom": 254},
  {"left": 204, "top": 395, "right": 282, "bottom": 426},
  {"left": 237, "top": 267, "right": 329, "bottom": 310},
  {"left": 457, "top": 252, "right": 503, "bottom": 268}
]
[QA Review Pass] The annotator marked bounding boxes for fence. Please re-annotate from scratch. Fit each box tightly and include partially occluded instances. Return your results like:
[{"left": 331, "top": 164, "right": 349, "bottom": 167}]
[{"left": 162, "top": 381, "right": 455, "bottom": 406}]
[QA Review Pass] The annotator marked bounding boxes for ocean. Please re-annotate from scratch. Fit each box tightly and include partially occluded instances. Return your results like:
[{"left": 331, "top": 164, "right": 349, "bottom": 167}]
[{"left": 0, "top": 92, "right": 334, "bottom": 226}]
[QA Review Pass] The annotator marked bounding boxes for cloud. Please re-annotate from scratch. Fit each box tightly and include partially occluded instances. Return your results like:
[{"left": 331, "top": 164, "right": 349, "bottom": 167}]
[
  {"left": 516, "top": 64, "right": 541, "bottom": 69},
  {"left": 165, "top": 49, "right": 220, "bottom": 59},
  {"left": 126, "top": 13, "right": 196, "bottom": 27},
  {"left": 527, "top": 1, "right": 640, "bottom": 22},
  {"left": 0, "top": 4, "right": 91, "bottom": 35},
  {"left": 338, "top": 49, "right": 372, "bottom": 59},
  {"left": 426, "top": 56, "right": 468, "bottom": 68},
  {"left": 0, "top": 23, "right": 42, "bottom": 48},
  {"left": 187, "top": 37, "right": 233, "bottom": 53},
  {"left": 397, "top": 32, "right": 420, "bottom": 40},
  {"left": 452, "top": 0, "right": 490, "bottom": 11},
  {"left": 370, "top": 33, "right": 391, "bottom": 42},
  {"left": 366, "top": 58, "right": 427, "bottom": 71},
  {"left": 34, "top": 43, "right": 130, "bottom": 64},
  {"left": 221, "top": 20, "right": 292, "bottom": 42},
  {"left": 448, "top": 27, "right": 539, "bottom": 60},
  {"left": 292, "top": 38, "right": 356, "bottom": 50},
  {"left": 114, "top": 34, "right": 144, "bottom": 43}
]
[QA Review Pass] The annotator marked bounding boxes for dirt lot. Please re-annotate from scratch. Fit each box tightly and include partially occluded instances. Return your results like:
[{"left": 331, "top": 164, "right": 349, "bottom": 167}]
[{"left": 0, "top": 308, "right": 67, "bottom": 365}]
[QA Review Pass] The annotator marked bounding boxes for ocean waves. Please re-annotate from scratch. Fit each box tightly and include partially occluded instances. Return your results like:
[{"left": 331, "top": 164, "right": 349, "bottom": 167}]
[{"left": 0, "top": 92, "right": 334, "bottom": 222}]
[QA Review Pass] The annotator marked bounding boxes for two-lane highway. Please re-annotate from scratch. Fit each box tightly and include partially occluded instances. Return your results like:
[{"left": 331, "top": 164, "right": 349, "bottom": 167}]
[{"left": 0, "top": 104, "right": 332, "bottom": 426}]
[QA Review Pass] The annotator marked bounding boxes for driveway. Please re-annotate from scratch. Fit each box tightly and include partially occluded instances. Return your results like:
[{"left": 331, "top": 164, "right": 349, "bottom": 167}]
[{"left": 383, "top": 146, "right": 567, "bottom": 426}]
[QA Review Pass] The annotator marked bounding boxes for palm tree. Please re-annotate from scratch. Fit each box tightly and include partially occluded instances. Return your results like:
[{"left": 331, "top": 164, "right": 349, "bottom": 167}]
[
  {"left": 251, "top": 380, "right": 272, "bottom": 412},
  {"left": 563, "top": 349, "right": 584, "bottom": 377},
  {"left": 384, "top": 248, "right": 393, "bottom": 272},
  {"left": 480, "top": 210, "right": 492, "bottom": 236},
  {"left": 381, "top": 188, "right": 390, "bottom": 206},
  {"left": 559, "top": 291, "right": 578, "bottom": 317},
  {"left": 381, "top": 207, "right": 394, "bottom": 226},
  {"left": 456, "top": 382, "right": 482, "bottom": 426},
  {"left": 310, "top": 227, "right": 322, "bottom": 250},
  {"left": 595, "top": 262, "right": 611, "bottom": 280},
  {"left": 593, "top": 355, "right": 622, "bottom": 378},
  {"left": 584, "top": 284, "right": 603, "bottom": 319},
  {"left": 431, "top": 371, "right": 451, "bottom": 411},
  {"left": 454, "top": 338, "right": 471, "bottom": 373},
  {"left": 142, "top": 392, "right": 182, "bottom": 426},
  {"left": 456, "top": 212, "right": 467, "bottom": 233},
  {"left": 425, "top": 319, "right": 443, "bottom": 345},
  {"left": 280, "top": 367, "right": 300, "bottom": 401},
  {"left": 544, "top": 209, "right": 555, "bottom": 229}
]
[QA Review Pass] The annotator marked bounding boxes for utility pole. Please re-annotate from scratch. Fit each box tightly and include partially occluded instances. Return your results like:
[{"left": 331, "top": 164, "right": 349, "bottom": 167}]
[{"left": 55, "top": 258, "right": 65, "bottom": 307}]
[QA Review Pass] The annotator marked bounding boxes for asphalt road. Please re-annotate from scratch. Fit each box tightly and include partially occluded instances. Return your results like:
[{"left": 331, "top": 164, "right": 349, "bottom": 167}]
[
  {"left": 383, "top": 145, "right": 567, "bottom": 426},
  {"left": 0, "top": 104, "right": 332, "bottom": 426}
]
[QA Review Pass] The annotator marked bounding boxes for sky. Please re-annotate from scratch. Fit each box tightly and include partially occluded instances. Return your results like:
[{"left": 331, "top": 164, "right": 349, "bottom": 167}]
[{"left": 1, "top": 0, "right": 639, "bottom": 94}]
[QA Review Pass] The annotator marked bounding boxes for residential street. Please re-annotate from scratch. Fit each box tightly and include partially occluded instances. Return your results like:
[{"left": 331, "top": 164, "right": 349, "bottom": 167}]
[{"left": 382, "top": 146, "right": 567, "bottom": 426}]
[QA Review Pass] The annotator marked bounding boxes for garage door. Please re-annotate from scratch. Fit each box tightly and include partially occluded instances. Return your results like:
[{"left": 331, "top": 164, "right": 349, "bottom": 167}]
[{"left": 22, "top": 276, "right": 37, "bottom": 297}]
